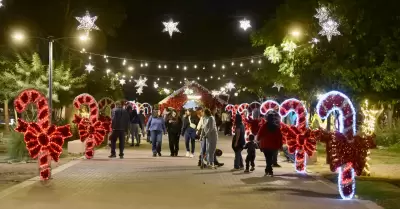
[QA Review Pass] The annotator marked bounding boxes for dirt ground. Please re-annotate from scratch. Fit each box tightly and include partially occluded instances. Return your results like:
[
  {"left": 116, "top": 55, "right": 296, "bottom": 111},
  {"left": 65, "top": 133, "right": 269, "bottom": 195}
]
[{"left": 0, "top": 156, "right": 77, "bottom": 191}]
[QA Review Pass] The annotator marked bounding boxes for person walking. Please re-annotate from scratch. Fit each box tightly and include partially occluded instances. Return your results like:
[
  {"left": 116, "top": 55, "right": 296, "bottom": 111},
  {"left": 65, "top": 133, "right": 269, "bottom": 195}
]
[
  {"left": 109, "top": 101, "right": 130, "bottom": 159},
  {"left": 257, "top": 113, "right": 283, "bottom": 176},
  {"left": 166, "top": 110, "right": 182, "bottom": 156},
  {"left": 147, "top": 108, "right": 167, "bottom": 157},
  {"left": 201, "top": 108, "right": 218, "bottom": 169},
  {"left": 138, "top": 110, "right": 146, "bottom": 142},
  {"left": 244, "top": 134, "right": 258, "bottom": 173},
  {"left": 129, "top": 109, "right": 144, "bottom": 147},
  {"left": 231, "top": 113, "right": 245, "bottom": 171},
  {"left": 181, "top": 109, "right": 200, "bottom": 158},
  {"left": 270, "top": 107, "right": 282, "bottom": 168}
]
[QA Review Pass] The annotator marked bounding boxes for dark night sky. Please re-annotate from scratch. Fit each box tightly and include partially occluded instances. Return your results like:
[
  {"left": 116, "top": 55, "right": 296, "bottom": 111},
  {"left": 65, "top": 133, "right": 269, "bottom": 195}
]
[{"left": 0, "top": 0, "right": 285, "bottom": 102}]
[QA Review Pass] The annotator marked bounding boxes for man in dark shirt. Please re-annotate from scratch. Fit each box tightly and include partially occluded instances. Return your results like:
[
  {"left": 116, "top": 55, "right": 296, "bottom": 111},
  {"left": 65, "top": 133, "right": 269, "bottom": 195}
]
[
  {"left": 109, "top": 101, "right": 130, "bottom": 159},
  {"left": 244, "top": 134, "right": 258, "bottom": 173}
]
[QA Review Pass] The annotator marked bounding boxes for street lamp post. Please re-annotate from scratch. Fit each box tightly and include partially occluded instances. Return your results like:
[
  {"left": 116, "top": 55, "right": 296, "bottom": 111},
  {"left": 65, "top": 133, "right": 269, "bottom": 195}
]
[
  {"left": 48, "top": 37, "right": 54, "bottom": 118},
  {"left": 12, "top": 32, "right": 89, "bottom": 123}
]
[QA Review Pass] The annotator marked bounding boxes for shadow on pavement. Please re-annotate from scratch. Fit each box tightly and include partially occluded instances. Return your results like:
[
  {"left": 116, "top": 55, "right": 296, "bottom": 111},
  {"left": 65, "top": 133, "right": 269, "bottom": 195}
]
[{"left": 255, "top": 187, "right": 339, "bottom": 199}]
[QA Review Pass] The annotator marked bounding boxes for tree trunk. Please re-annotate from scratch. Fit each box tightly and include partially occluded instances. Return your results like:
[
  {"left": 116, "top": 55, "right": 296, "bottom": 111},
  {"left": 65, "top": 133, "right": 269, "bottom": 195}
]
[{"left": 4, "top": 100, "right": 9, "bottom": 133}]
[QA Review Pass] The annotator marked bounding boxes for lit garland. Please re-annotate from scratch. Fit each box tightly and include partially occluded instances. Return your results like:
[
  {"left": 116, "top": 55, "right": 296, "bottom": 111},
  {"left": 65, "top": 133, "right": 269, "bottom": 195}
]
[
  {"left": 14, "top": 89, "right": 72, "bottom": 180},
  {"left": 73, "top": 94, "right": 111, "bottom": 159}
]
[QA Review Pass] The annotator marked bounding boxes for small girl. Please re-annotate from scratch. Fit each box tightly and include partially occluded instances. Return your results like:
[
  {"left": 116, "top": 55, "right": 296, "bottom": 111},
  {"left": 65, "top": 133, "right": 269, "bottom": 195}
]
[{"left": 244, "top": 134, "right": 258, "bottom": 173}]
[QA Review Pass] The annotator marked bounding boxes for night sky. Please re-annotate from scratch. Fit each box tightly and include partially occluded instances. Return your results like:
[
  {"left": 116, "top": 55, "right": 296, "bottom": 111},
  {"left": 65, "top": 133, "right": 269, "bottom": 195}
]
[{"left": 0, "top": 0, "right": 285, "bottom": 103}]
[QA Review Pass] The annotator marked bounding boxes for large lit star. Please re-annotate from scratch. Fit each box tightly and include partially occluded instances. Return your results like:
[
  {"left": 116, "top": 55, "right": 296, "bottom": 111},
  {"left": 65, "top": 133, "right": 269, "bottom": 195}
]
[
  {"left": 225, "top": 82, "right": 236, "bottom": 92},
  {"left": 85, "top": 64, "right": 95, "bottom": 73},
  {"left": 119, "top": 79, "right": 126, "bottom": 85},
  {"left": 319, "top": 19, "right": 341, "bottom": 42},
  {"left": 76, "top": 11, "right": 100, "bottom": 34},
  {"left": 162, "top": 20, "right": 180, "bottom": 38},
  {"left": 239, "top": 18, "right": 251, "bottom": 31},
  {"left": 134, "top": 76, "right": 148, "bottom": 95},
  {"left": 272, "top": 82, "right": 284, "bottom": 92}
]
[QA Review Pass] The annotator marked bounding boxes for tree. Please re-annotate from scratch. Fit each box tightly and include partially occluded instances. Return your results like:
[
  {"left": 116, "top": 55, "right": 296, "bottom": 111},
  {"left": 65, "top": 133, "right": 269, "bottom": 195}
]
[{"left": 0, "top": 53, "right": 86, "bottom": 125}]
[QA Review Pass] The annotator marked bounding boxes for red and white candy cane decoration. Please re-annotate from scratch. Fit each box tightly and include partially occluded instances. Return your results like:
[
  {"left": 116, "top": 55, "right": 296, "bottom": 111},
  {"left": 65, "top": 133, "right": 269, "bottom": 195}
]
[
  {"left": 279, "top": 98, "right": 311, "bottom": 173},
  {"left": 225, "top": 104, "right": 238, "bottom": 135},
  {"left": 140, "top": 103, "right": 152, "bottom": 115},
  {"left": 260, "top": 100, "right": 280, "bottom": 116},
  {"left": 73, "top": 94, "right": 111, "bottom": 159},
  {"left": 98, "top": 97, "right": 116, "bottom": 111},
  {"left": 316, "top": 91, "right": 357, "bottom": 200},
  {"left": 238, "top": 103, "right": 249, "bottom": 115},
  {"left": 14, "top": 89, "right": 72, "bottom": 180},
  {"left": 248, "top": 102, "right": 261, "bottom": 119}
]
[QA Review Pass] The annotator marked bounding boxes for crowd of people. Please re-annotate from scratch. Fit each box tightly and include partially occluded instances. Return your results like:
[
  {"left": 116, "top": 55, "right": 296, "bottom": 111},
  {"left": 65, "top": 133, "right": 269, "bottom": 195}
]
[{"left": 108, "top": 101, "right": 294, "bottom": 176}]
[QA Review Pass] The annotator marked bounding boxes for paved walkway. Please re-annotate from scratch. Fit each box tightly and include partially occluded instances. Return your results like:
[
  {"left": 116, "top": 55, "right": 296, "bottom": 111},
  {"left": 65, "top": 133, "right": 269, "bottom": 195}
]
[{"left": 0, "top": 136, "right": 379, "bottom": 209}]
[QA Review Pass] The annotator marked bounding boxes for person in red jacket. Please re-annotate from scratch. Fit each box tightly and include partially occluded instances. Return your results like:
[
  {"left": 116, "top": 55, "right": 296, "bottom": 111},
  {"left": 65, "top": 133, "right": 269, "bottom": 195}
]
[{"left": 256, "top": 113, "right": 283, "bottom": 176}]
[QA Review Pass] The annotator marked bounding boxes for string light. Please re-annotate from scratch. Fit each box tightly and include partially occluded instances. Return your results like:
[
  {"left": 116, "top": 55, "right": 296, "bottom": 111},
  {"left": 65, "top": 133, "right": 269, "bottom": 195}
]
[
  {"left": 123, "top": 59, "right": 126, "bottom": 65},
  {"left": 258, "top": 59, "right": 262, "bottom": 64},
  {"left": 240, "top": 63, "right": 243, "bottom": 67},
  {"left": 222, "top": 65, "right": 225, "bottom": 69},
  {"left": 170, "top": 78, "right": 174, "bottom": 81},
  {"left": 213, "top": 63, "right": 216, "bottom": 68},
  {"left": 106, "top": 69, "right": 111, "bottom": 75},
  {"left": 231, "top": 62, "right": 235, "bottom": 66},
  {"left": 210, "top": 76, "right": 213, "bottom": 79},
  {"left": 197, "top": 77, "right": 200, "bottom": 80},
  {"left": 89, "top": 55, "right": 92, "bottom": 60},
  {"left": 122, "top": 75, "right": 126, "bottom": 78},
  {"left": 164, "top": 65, "right": 167, "bottom": 69},
  {"left": 184, "top": 66, "right": 187, "bottom": 70},
  {"left": 128, "top": 66, "right": 134, "bottom": 71},
  {"left": 157, "top": 78, "right": 160, "bottom": 81},
  {"left": 218, "top": 77, "right": 221, "bottom": 80},
  {"left": 176, "top": 65, "right": 180, "bottom": 69},
  {"left": 166, "top": 81, "right": 169, "bottom": 84},
  {"left": 153, "top": 82, "right": 159, "bottom": 88},
  {"left": 251, "top": 59, "right": 254, "bottom": 63},
  {"left": 158, "top": 65, "right": 161, "bottom": 69},
  {"left": 145, "top": 63, "right": 148, "bottom": 67}
]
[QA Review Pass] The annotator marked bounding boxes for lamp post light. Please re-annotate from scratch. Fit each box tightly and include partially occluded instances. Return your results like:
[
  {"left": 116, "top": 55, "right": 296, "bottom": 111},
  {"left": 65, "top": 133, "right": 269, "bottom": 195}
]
[{"left": 11, "top": 32, "right": 89, "bottom": 121}]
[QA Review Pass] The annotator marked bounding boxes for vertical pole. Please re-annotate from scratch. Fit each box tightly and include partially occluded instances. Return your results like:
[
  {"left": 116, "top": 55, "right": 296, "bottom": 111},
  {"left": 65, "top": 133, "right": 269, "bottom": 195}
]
[{"left": 48, "top": 38, "right": 54, "bottom": 123}]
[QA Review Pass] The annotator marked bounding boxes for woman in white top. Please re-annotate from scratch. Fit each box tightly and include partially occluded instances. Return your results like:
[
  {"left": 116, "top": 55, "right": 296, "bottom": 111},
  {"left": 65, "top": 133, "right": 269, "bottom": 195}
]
[{"left": 201, "top": 108, "right": 218, "bottom": 168}]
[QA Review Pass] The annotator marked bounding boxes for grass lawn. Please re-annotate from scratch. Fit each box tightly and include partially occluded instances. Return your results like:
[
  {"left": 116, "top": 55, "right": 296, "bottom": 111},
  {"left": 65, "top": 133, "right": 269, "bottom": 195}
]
[{"left": 310, "top": 143, "right": 400, "bottom": 209}]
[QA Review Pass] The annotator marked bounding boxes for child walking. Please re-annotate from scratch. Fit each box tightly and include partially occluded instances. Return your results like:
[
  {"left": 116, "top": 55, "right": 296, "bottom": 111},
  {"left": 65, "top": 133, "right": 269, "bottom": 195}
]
[{"left": 244, "top": 134, "right": 258, "bottom": 173}]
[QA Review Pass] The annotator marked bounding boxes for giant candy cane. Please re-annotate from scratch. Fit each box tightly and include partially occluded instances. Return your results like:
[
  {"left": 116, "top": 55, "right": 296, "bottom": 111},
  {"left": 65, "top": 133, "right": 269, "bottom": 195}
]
[
  {"left": 73, "top": 94, "right": 111, "bottom": 159},
  {"left": 98, "top": 97, "right": 115, "bottom": 134},
  {"left": 225, "top": 104, "right": 238, "bottom": 135},
  {"left": 140, "top": 102, "right": 152, "bottom": 124},
  {"left": 14, "top": 89, "right": 72, "bottom": 180},
  {"left": 279, "top": 99, "right": 315, "bottom": 173},
  {"left": 248, "top": 102, "right": 261, "bottom": 119},
  {"left": 316, "top": 91, "right": 357, "bottom": 200},
  {"left": 238, "top": 103, "right": 251, "bottom": 139}
]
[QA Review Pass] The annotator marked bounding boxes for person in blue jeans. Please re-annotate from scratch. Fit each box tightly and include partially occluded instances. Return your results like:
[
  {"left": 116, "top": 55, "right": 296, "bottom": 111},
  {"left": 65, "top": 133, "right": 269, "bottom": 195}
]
[
  {"left": 147, "top": 108, "right": 166, "bottom": 157},
  {"left": 231, "top": 113, "right": 245, "bottom": 171},
  {"left": 109, "top": 102, "right": 130, "bottom": 159},
  {"left": 181, "top": 109, "right": 200, "bottom": 158}
]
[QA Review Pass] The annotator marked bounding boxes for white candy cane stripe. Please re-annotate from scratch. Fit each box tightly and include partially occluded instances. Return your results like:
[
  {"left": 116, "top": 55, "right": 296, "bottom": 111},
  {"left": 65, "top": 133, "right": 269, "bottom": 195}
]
[
  {"left": 316, "top": 91, "right": 356, "bottom": 136},
  {"left": 140, "top": 103, "right": 152, "bottom": 115}
]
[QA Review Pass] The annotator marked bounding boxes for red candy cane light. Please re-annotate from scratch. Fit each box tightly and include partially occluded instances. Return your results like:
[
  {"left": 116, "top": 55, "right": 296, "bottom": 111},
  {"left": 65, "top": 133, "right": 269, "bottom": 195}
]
[
  {"left": 73, "top": 94, "right": 111, "bottom": 159},
  {"left": 260, "top": 100, "right": 280, "bottom": 116},
  {"left": 248, "top": 102, "right": 261, "bottom": 119},
  {"left": 316, "top": 91, "right": 356, "bottom": 200},
  {"left": 14, "top": 89, "right": 72, "bottom": 180},
  {"left": 279, "top": 99, "right": 315, "bottom": 173}
]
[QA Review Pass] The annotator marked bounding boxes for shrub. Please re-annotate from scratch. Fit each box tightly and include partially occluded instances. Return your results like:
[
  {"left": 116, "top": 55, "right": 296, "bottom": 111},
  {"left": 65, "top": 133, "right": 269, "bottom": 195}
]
[
  {"left": 7, "top": 131, "right": 29, "bottom": 161},
  {"left": 375, "top": 120, "right": 400, "bottom": 147}
]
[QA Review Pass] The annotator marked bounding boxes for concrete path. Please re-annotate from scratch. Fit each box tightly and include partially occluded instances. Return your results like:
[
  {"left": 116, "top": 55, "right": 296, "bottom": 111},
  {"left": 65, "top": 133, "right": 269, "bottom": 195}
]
[{"left": 0, "top": 135, "right": 379, "bottom": 209}]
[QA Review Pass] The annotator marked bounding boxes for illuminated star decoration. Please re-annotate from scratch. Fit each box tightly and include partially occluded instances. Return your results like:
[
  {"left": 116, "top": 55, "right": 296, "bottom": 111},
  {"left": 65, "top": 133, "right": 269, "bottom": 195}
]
[
  {"left": 309, "top": 38, "right": 320, "bottom": 47},
  {"left": 264, "top": 45, "right": 282, "bottom": 64},
  {"left": 76, "top": 11, "right": 100, "bottom": 35},
  {"left": 85, "top": 64, "right": 95, "bottom": 73},
  {"left": 319, "top": 19, "right": 341, "bottom": 42},
  {"left": 211, "top": 90, "right": 220, "bottom": 97},
  {"left": 162, "top": 20, "right": 180, "bottom": 38},
  {"left": 272, "top": 82, "right": 284, "bottom": 92},
  {"left": 119, "top": 79, "right": 126, "bottom": 85},
  {"left": 314, "top": 6, "right": 341, "bottom": 42},
  {"left": 184, "top": 88, "right": 194, "bottom": 95},
  {"left": 225, "top": 82, "right": 236, "bottom": 92},
  {"left": 153, "top": 82, "right": 159, "bottom": 89},
  {"left": 0, "top": 0, "right": 3, "bottom": 7},
  {"left": 239, "top": 18, "right": 251, "bottom": 31},
  {"left": 134, "top": 76, "right": 148, "bottom": 95}
]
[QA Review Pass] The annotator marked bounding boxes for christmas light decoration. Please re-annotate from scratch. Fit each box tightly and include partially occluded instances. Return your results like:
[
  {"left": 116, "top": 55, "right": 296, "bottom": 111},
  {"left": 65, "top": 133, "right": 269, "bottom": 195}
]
[
  {"left": 260, "top": 100, "right": 279, "bottom": 116},
  {"left": 281, "top": 40, "right": 297, "bottom": 53},
  {"left": 154, "top": 82, "right": 159, "bottom": 88},
  {"left": 85, "top": 63, "right": 95, "bottom": 73},
  {"left": 184, "top": 88, "right": 194, "bottom": 95},
  {"left": 319, "top": 19, "right": 341, "bottom": 42},
  {"left": 98, "top": 97, "right": 115, "bottom": 135},
  {"left": 316, "top": 91, "right": 357, "bottom": 199},
  {"left": 272, "top": 82, "right": 284, "bottom": 92},
  {"left": 75, "top": 11, "right": 100, "bottom": 34},
  {"left": 238, "top": 103, "right": 249, "bottom": 114},
  {"left": 239, "top": 18, "right": 251, "bottom": 31},
  {"left": 0, "top": 0, "right": 3, "bottom": 7},
  {"left": 14, "top": 89, "right": 72, "bottom": 180},
  {"left": 163, "top": 88, "right": 170, "bottom": 94},
  {"left": 162, "top": 19, "right": 180, "bottom": 37},
  {"left": 134, "top": 76, "right": 148, "bottom": 95},
  {"left": 98, "top": 97, "right": 116, "bottom": 111},
  {"left": 279, "top": 99, "right": 314, "bottom": 173},
  {"left": 225, "top": 82, "right": 235, "bottom": 91},
  {"left": 361, "top": 100, "right": 382, "bottom": 136},
  {"left": 73, "top": 94, "right": 111, "bottom": 159},
  {"left": 314, "top": 5, "right": 341, "bottom": 42},
  {"left": 119, "top": 79, "right": 126, "bottom": 85}
]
